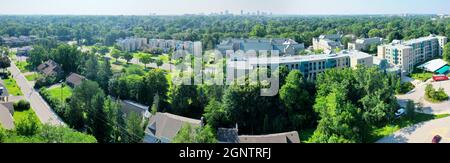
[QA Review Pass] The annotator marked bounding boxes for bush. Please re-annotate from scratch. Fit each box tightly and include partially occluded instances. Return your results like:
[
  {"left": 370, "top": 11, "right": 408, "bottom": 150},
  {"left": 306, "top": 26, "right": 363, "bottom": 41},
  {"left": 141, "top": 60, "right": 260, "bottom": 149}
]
[
  {"left": 0, "top": 126, "right": 5, "bottom": 142},
  {"left": 13, "top": 100, "right": 31, "bottom": 111},
  {"left": 15, "top": 112, "right": 40, "bottom": 136},
  {"left": 425, "top": 84, "right": 449, "bottom": 102},
  {"left": 396, "top": 82, "right": 415, "bottom": 94}
]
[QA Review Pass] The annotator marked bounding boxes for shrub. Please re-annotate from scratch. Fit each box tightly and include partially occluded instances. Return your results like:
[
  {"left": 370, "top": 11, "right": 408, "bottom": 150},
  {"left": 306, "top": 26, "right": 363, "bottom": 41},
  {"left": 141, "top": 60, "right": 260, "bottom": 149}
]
[
  {"left": 13, "top": 100, "right": 31, "bottom": 111},
  {"left": 425, "top": 84, "right": 449, "bottom": 102},
  {"left": 396, "top": 82, "right": 415, "bottom": 94},
  {"left": 0, "top": 126, "right": 5, "bottom": 142},
  {"left": 15, "top": 112, "right": 40, "bottom": 136}
]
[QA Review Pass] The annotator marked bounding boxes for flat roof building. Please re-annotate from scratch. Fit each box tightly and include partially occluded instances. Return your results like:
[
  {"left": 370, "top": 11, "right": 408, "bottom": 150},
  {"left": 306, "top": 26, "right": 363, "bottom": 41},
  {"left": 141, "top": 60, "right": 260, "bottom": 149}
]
[
  {"left": 377, "top": 34, "right": 448, "bottom": 75},
  {"left": 217, "top": 38, "right": 305, "bottom": 56},
  {"left": 227, "top": 50, "right": 373, "bottom": 80}
]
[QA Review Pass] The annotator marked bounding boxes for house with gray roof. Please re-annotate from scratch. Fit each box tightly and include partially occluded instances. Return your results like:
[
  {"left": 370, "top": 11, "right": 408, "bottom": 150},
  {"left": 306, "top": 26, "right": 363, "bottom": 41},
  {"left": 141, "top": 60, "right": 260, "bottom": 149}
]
[
  {"left": 65, "top": 73, "right": 86, "bottom": 87},
  {"left": 348, "top": 37, "right": 384, "bottom": 52},
  {"left": 37, "top": 60, "right": 62, "bottom": 77},
  {"left": 119, "top": 100, "right": 150, "bottom": 121},
  {"left": 0, "top": 103, "right": 15, "bottom": 130},
  {"left": 143, "top": 112, "right": 202, "bottom": 143},
  {"left": 217, "top": 127, "right": 300, "bottom": 143},
  {"left": 312, "top": 34, "right": 344, "bottom": 51}
]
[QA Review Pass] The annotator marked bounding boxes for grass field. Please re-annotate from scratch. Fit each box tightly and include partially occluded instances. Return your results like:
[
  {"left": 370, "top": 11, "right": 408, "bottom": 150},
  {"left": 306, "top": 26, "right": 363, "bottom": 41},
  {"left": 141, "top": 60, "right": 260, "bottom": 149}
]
[
  {"left": 4, "top": 77, "right": 23, "bottom": 96},
  {"left": 13, "top": 109, "right": 41, "bottom": 125},
  {"left": 25, "top": 73, "right": 39, "bottom": 81},
  {"left": 15, "top": 61, "right": 31, "bottom": 73},
  {"left": 46, "top": 85, "right": 73, "bottom": 102}
]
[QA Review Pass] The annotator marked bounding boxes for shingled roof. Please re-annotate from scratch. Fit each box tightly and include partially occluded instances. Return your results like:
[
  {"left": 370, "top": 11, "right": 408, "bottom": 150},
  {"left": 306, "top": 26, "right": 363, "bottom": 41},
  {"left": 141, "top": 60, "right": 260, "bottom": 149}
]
[
  {"left": 144, "top": 112, "right": 202, "bottom": 143},
  {"left": 238, "top": 131, "right": 300, "bottom": 143},
  {"left": 0, "top": 103, "right": 14, "bottom": 130},
  {"left": 37, "top": 60, "right": 62, "bottom": 76},
  {"left": 65, "top": 73, "right": 86, "bottom": 87}
]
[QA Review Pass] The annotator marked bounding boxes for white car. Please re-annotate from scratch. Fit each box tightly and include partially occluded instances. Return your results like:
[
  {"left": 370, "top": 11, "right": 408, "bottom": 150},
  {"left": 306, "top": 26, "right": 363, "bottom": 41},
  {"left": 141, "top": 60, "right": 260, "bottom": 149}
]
[{"left": 395, "top": 108, "right": 406, "bottom": 118}]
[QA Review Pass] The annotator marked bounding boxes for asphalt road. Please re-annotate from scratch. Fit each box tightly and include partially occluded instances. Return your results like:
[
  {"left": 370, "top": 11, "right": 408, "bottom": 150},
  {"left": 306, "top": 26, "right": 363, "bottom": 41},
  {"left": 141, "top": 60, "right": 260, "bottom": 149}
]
[
  {"left": 8, "top": 62, "right": 65, "bottom": 126},
  {"left": 397, "top": 80, "right": 450, "bottom": 114},
  {"left": 377, "top": 116, "right": 450, "bottom": 143}
]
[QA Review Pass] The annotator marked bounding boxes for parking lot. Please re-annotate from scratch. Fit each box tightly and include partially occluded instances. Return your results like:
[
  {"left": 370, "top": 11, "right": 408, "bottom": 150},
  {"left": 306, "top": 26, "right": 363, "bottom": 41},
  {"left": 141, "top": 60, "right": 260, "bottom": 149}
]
[
  {"left": 397, "top": 79, "right": 450, "bottom": 115},
  {"left": 377, "top": 116, "right": 450, "bottom": 143}
]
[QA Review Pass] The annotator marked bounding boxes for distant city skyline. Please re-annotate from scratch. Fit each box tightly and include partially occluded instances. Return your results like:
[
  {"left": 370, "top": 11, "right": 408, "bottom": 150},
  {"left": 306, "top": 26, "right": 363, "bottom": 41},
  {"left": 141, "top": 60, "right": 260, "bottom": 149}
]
[{"left": 0, "top": 0, "right": 449, "bottom": 15}]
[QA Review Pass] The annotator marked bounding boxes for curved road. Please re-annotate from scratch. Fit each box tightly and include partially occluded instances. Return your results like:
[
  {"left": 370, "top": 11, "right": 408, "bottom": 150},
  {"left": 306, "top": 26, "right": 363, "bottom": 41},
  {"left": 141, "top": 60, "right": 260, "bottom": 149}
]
[
  {"left": 8, "top": 62, "right": 65, "bottom": 126},
  {"left": 377, "top": 116, "right": 450, "bottom": 143}
]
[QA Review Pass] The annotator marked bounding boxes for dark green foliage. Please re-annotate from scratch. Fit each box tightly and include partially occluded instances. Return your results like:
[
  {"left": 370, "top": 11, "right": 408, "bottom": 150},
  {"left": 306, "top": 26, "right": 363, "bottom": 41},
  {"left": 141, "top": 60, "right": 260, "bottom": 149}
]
[
  {"left": 13, "top": 99, "right": 31, "bottom": 111},
  {"left": 396, "top": 82, "right": 415, "bottom": 94},
  {"left": 425, "top": 84, "right": 449, "bottom": 102},
  {"left": 311, "top": 66, "right": 399, "bottom": 143}
]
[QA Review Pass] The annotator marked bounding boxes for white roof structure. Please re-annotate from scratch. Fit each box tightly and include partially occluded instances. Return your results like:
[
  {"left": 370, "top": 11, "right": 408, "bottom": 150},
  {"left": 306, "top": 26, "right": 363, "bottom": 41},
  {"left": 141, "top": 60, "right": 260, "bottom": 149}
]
[{"left": 417, "top": 59, "right": 448, "bottom": 72}]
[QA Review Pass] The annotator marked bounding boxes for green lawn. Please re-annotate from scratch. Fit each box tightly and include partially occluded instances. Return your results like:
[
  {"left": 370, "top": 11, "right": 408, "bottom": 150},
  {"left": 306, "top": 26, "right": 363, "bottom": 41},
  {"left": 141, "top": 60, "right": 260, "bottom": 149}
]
[
  {"left": 368, "top": 113, "right": 450, "bottom": 142},
  {"left": 25, "top": 73, "right": 39, "bottom": 81},
  {"left": 13, "top": 109, "right": 40, "bottom": 124},
  {"left": 4, "top": 77, "right": 23, "bottom": 96},
  {"left": 410, "top": 72, "right": 433, "bottom": 81},
  {"left": 46, "top": 85, "right": 73, "bottom": 102},
  {"left": 15, "top": 61, "right": 32, "bottom": 73}
]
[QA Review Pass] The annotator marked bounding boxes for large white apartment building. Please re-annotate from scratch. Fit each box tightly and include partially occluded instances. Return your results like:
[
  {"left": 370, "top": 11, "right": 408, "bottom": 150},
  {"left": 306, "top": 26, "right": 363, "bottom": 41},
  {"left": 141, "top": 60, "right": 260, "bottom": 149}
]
[
  {"left": 147, "top": 39, "right": 195, "bottom": 54},
  {"left": 312, "top": 34, "right": 344, "bottom": 51},
  {"left": 217, "top": 38, "right": 305, "bottom": 56},
  {"left": 116, "top": 37, "right": 148, "bottom": 52},
  {"left": 227, "top": 50, "right": 373, "bottom": 80},
  {"left": 377, "top": 34, "right": 448, "bottom": 75}
]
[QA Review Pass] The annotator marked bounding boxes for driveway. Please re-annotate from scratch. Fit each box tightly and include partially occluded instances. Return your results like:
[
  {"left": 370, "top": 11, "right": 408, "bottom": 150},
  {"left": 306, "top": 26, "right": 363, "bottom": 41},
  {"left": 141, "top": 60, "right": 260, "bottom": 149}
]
[
  {"left": 377, "top": 116, "right": 450, "bottom": 143},
  {"left": 397, "top": 80, "right": 450, "bottom": 114},
  {"left": 8, "top": 61, "right": 65, "bottom": 126}
]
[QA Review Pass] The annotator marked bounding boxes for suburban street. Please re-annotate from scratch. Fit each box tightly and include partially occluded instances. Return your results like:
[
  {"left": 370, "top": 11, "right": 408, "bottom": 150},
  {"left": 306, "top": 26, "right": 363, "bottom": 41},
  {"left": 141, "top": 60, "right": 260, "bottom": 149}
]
[
  {"left": 8, "top": 61, "right": 65, "bottom": 126},
  {"left": 377, "top": 116, "right": 450, "bottom": 143}
]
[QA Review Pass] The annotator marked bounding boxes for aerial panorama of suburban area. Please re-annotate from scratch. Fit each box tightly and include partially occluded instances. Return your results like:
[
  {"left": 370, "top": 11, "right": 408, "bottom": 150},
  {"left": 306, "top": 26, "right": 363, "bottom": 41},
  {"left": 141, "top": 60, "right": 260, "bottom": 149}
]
[{"left": 0, "top": 0, "right": 450, "bottom": 144}]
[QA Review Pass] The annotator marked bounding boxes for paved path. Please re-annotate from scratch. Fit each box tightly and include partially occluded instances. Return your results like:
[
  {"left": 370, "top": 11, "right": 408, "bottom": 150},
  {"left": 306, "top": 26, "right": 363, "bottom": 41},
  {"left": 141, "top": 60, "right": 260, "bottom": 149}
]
[
  {"left": 377, "top": 116, "right": 450, "bottom": 143},
  {"left": 8, "top": 62, "right": 65, "bottom": 126},
  {"left": 396, "top": 80, "right": 450, "bottom": 114}
]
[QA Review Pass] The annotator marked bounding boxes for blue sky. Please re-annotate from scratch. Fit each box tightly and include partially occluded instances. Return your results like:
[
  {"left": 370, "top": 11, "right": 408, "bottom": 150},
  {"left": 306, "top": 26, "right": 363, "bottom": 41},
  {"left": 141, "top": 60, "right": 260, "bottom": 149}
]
[{"left": 0, "top": 0, "right": 449, "bottom": 15}]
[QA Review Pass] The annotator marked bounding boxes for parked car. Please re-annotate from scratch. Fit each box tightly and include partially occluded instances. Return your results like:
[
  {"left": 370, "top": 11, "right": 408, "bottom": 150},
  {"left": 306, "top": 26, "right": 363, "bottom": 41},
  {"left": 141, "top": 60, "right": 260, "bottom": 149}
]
[
  {"left": 433, "top": 75, "right": 449, "bottom": 82},
  {"left": 432, "top": 135, "right": 442, "bottom": 143},
  {"left": 395, "top": 108, "right": 406, "bottom": 118},
  {"left": 0, "top": 86, "right": 4, "bottom": 95}
]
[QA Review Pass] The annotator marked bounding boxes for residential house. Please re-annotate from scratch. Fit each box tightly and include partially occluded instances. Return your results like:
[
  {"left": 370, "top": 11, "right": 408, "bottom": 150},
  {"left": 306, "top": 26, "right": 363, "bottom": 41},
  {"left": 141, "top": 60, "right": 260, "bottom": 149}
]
[
  {"left": 37, "top": 60, "right": 62, "bottom": 77},
  {"left": 0, "top": 36, "right": 37, "bottom": 47},
  {"left": 65, "top": 73, "right": 86, "bottom": 87},
  {"left": 348, "top": 37, "right": 384, "bottom": 52},
  {"left": 16, "top": 46, "right": 33, "bottom": 56},
  {"left": 217, "top": 127, "right": 300, "bottom": 143},
  {"left": 119, "top": 100, "right": 150, "bottom": 121},
  {"left": 312, "top": 34, "right": 344, "bottom": 51},
  {"left": 0, "top": 102, "right": 15, "bottom": 130},
  {"left": 143, "top": 112, "right": 202, "bottom": 143}
]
